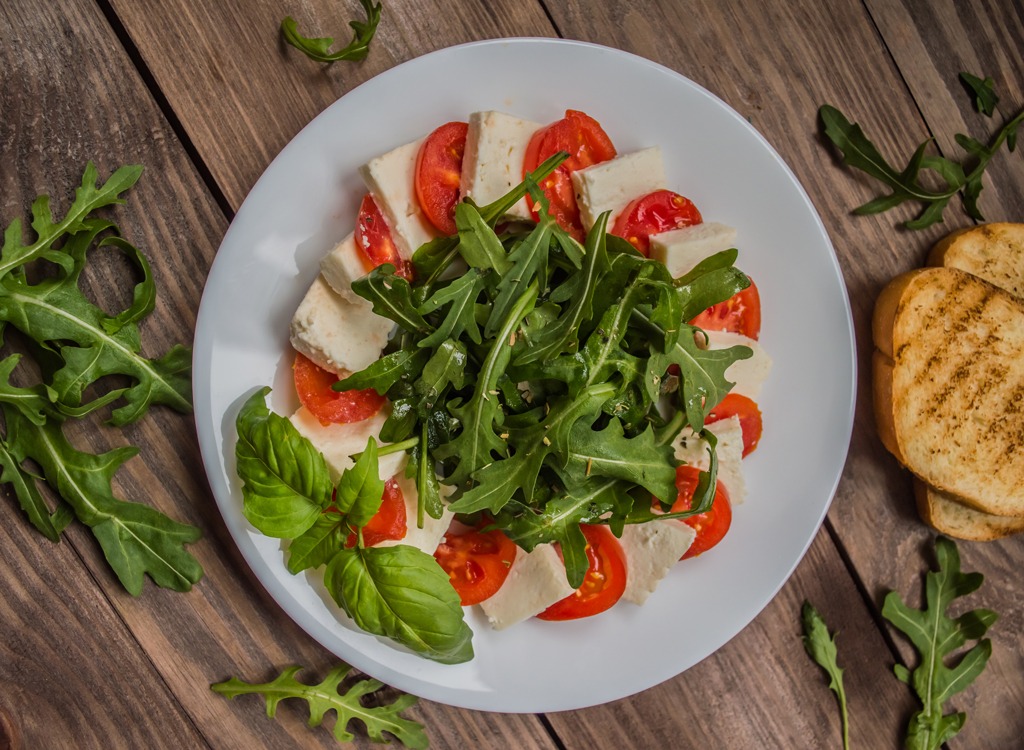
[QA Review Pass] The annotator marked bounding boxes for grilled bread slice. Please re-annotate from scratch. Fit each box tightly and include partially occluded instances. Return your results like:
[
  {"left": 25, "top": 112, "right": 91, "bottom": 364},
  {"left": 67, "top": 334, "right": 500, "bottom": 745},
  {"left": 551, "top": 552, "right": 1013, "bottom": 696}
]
[
  {"left": 873, "top": 265, "right": 1024, "bottom": 517},
  {"left": 915, "top": 481, "right": 1024, "bottom": 540}
]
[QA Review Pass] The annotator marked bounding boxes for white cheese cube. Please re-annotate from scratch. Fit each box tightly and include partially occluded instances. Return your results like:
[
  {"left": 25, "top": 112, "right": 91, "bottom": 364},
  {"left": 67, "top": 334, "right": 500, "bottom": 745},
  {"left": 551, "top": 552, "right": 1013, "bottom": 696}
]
[
  {"left": 702, "top": 330, "right": 772, "bottom": 400},
  {"left": 479, "top": 544, "right": 574, "bottom": 630},
  {"left": 360, "top": 138, "right": 438, "bottom": 258},
  {"left": 289, "top": 408, "right": 406, "bottom": 481},
  {"left": 571, "top": 147, "right": 667, "bottom": 231},
  {"left": 320, "top": 233, "right": 371, "bottom": 307},
  {"left": 289, "top": 276, "right": 393, "bottom": 375},
  {"left": 376, "top": 475, "right": 454, "bottom": 555},
  {"left": 618, "top": 521, "right": 696, "bottom": 605},
  {"left": 460, "top": 111, "right": 541, "bottom": 221},
  {"left": 673, "top": 415, "right": 747, "bottom": 505},
  {"left": 650, "top": 222, "right": 738, "bottom": 278}
]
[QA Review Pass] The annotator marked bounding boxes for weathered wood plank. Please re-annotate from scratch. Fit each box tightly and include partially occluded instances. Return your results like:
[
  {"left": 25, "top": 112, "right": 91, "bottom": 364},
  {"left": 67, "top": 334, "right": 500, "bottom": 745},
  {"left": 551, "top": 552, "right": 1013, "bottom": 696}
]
[{"left": 107, "top": 0, "right": 557, "bottom": 210}]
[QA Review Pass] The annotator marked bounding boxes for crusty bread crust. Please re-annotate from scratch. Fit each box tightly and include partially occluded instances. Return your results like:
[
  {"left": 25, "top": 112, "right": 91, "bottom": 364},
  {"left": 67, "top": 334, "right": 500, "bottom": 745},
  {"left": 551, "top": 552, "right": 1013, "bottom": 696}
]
[
  {"left": 929, "top": 223, "right": 1024, "bottom": 298},
  {"left": 872, "top": 266, "right": 1024, "bottom": 516},
  {"left": 915, "top": 480, "right": 1024, "bottom": 541}
]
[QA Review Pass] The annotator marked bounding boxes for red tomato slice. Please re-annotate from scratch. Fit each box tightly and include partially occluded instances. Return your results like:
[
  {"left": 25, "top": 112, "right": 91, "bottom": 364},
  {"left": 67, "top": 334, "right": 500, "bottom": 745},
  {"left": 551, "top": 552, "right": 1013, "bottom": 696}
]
[
  {"left": 434, "top": 525, "right": 518, "bottom": 606},
  {"left": 355, "top": 193, "right": 413, "bottom": 280},
  {"left": 293, "top": 352, "right": 386, "bottom": 426},
  {"left": 523, "top": 110, "right": 616, "bottom": 241},
  {"left": 706, "top": 393, "right": 763, "bottom": 457},
  {"left": 671, "top": 465, "right": 732, "bottom": 560},
  {"left": 690, "top": 278, "right": 761, "bottom": 339},
  {"left": 611, "top": 189, "right": 702, "bottom": 255},
  {"left": 345, "top": 477, "right": 408, "bottom": 548},
  {"left": 415, "top": 121, "right": 468, "bottom": 236},
  {"left": 537, "top": 524, "right": 627, "bottom": 621}
]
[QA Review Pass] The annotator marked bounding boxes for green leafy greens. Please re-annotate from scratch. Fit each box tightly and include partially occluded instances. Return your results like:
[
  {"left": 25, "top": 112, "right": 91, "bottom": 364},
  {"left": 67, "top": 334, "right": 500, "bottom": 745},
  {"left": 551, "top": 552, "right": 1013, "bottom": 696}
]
[
  {"left": 0, "top": 164, "right": 200, "bottom": 594},
  {"left": 281, "top": 0, "right": 381, "bottom": 64},
  {"left": 211, "top": 663, "right": 427, "bottom": 748},
  {"left": 801, "top": 601, "right": 850, "bottom": 750},
  {"left": 883, "top": 536, "right": 996, "bottom": 750},
  {"left": 820, "top": 71, "right": 1023, "bottom": 229}
]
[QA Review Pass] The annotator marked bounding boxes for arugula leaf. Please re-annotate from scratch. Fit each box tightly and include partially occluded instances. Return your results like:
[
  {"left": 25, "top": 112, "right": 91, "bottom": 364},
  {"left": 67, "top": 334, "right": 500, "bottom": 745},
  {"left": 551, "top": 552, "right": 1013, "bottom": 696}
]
[
  {"left": 352, "top": 264, "right": 432, "bottom": 334},
  {"left": 325, "top": 544, "right": 473, "bottom": 664},
  {"left": 4, "top": 406, "right": 202, "bottom": 595},
  {"left": 0, "top": 436, "right": 65, "bottom": 541},
  {"left": 960, "top": 72, "right": 999, "bottom": 117},
  {"left": 334, "top": 346, "right": 429, "bottom": 395},
  {"left": 801, "top": 601, "right": 850, "bottom": 750},
  {"left": 417, "top": 270, "right": 485, "bottom": 349},
  {"left": 454, "top": 202, "right": 512, "bottom": 274},
  {"left": 563, "top": 420, "right": 676, "bottom": 502},
  {"left": 211, "top": 663, "right": 427, "bottom": 749},
  {"left": 882, "top": 536, "right": 996, "bottom": 750},
  {"left": 235, "top": 388, "right": 333, "bottom": 538},
  {"left": 280, "top": 0, "right": 381, "bottom": 64}
]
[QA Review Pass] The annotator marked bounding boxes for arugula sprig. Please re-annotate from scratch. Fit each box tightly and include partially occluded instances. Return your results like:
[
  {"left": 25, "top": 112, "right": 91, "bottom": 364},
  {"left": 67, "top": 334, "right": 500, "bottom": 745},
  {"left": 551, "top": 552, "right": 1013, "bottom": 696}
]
[
  {"left": 211, "top": 663, "right": 427, "bottom": 748},
  {"left": 820, "top": 72, "right": 1023, "bottom": 229},
  {"left": 883, "top": 536, "right": 996, "bottom": 750},
  {"left": 281, "top": 0, "right": 381, "bottom": 64},
  {"left": 801, "top": 601, "right": 850, "bottom": 750}
]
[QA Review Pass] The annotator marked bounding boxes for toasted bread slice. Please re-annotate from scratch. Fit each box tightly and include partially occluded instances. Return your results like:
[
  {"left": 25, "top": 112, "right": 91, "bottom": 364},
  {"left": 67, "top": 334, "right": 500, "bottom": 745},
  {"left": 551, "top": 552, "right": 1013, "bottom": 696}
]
[
  {"left": 914, "top": 479, "right": 1024, "bottom": 541},
  {"left": 873, "top": 266, "right": 1024, "bottom": 517},
  {"left": 929, "top": 223, "right": 1024, "bottom": 298}
]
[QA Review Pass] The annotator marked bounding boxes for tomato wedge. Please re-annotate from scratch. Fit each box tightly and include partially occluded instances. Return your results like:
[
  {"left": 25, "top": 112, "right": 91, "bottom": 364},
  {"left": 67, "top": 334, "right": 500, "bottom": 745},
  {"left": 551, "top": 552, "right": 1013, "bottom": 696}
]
[
  {"left": 523, "top": 110, "right": 616, "bottom": 241},
  {"left": 355, "top": 193, "right": 413, "bottom": 280},
  {"left": 706, "top": 393, "right": 763, "bottom": 457},
  {"left": 415, "top": 121, "right": 468, "bottom": 235},
  {"left": 611, "top": 189, "right": 702, "bottom": 255},
  {"left": 537, "top": 524, "right": 626, "bottom": 621},
  {"left": 434, "top": 525, "right": 517, "bottom": 606},
  {"left": 293, "top": 352, "right": 386, "bottom": 426},
  {"left": 345, "top": 477, "right": 407, "bottom": 548},
  {"left": 671, "top": 465, "right": 732, "bottom": 559},
  {"left": 690, "top": 278, "right": 761, "bottom": 339}
]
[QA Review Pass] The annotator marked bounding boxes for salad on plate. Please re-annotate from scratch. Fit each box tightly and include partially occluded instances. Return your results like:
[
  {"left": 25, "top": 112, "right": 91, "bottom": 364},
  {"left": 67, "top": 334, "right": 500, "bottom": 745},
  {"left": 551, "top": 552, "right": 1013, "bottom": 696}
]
[{"left": 234, "top": 108, "right": 771, "bottom": 664}]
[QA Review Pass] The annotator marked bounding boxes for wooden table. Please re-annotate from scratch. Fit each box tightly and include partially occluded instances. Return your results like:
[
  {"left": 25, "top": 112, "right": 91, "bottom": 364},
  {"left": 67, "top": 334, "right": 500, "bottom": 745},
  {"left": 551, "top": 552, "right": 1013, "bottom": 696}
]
[{"left": 2, "top": 1, "right": 1022, "bottom": 747}]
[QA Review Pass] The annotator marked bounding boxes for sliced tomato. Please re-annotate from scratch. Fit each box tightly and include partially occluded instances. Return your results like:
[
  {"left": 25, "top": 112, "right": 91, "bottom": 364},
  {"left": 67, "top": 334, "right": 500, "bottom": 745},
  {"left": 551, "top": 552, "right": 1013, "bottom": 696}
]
[
  {"left": 537, "top": 524, "right": 627, "bottom": 621},
  {"left": 690, "top": 278, "right": 761, "bottom": 339},
  {"left": 671, "top": 465, "right": 732, "bottom": 560},
  {"left": 293, "top": 352, "right": 386, "bottom": 426},
  {"left": 523, "top": 110, "right": 616, "bottom": 241},
  {"left": 415, "top": 121, "right": 468, "bottom": 236},
  {"left": 706, "top": 393, "right": 763, "bottom": 457},
  {"left": 611, "top": 189, "right": 702, "bottom": 255},
  {"left": 355, "top": 193, "right": 413, "bottom": 280},
  {"left": 434, "top": 525, "right": 517, "bottom": 606},
  {"left": 345, "top": 477, "right": 407, "bottom": 548}
]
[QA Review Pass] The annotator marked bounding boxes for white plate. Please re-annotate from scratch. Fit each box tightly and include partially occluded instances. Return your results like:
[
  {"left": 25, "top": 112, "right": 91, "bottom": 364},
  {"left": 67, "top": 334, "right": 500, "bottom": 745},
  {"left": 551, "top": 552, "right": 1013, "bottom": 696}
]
[{"left": 193, "top": 38, "right": 855, "bottom": 713}]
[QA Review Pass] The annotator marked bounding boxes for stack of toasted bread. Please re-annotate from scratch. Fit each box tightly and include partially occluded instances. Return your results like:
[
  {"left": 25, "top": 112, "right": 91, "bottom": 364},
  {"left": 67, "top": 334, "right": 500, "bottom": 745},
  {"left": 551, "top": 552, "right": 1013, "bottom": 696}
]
[{"left": 873, "top": 223, "right": 1024, "bottom": 540}]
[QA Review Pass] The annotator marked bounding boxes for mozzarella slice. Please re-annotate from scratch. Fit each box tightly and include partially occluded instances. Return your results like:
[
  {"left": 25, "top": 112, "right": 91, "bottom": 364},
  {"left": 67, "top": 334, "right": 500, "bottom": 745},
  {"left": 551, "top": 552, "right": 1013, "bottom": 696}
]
[
  {"left": 320, "top": 233, "right": 372, "bottom": 306},
  {"left": 673, "top": 415, "right": 747, "bottom": 504},
  {"left": 479, "top": 544, "right": 575, "bottom": 630},
  {"left": 359, "top": 138, "right": 437, "bottom": 258},
  {"left": 289, "top": 407, "right": 407, "bottom": 481},
  {"left": 650, "top": 222, "right": 738, "bottom": 278},
  {"left": 618, "top": 521, "right": 696, "bottom": 605},
  {"left": 289, "top": 276, "right": 393, "bottom": 375},
  {"left": 571, "top": 147, "right": 667, "bottom": 231},
  {"left": 702, "top": 330, "right": 772, "bottom": 400},
  {"left": 460, "top": 111, "right": 541, "bottom": 221},
  {"left": 376, "top": 474, "right": 454, "bottom": 555}
]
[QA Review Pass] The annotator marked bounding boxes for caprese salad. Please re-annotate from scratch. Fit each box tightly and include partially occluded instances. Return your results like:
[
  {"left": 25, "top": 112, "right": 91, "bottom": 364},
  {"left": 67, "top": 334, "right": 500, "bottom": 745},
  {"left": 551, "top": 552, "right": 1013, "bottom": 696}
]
[{"left": 234, "top": 109, "right": 771, "bottom": 664}]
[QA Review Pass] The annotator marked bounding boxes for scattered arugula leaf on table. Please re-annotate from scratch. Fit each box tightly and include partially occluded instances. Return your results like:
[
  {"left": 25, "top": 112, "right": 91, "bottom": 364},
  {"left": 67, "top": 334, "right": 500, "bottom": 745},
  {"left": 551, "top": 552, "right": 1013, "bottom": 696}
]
[
  {"left": 0, "top": 164, "right": 201, "bottom": 594},
  {"left": 883, "top": 536, "right": 996, "bottom": 750},
  {"left": 211, "top": 663, "right": 428, "bottom": 749},
  {"left": 819, "top": 72, "right": 1023, "bottom": 229},
  {"left": 281, "top": 0, "right": 382, "bottom": 63},
  {"left": 801, "top": 601, "right": 850, "bottom": 750}
]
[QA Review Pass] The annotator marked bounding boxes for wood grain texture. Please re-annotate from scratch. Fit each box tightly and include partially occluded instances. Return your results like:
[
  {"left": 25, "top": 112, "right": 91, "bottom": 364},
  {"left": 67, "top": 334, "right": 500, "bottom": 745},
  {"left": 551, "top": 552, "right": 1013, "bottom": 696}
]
[{"left": 106, "top": 0, "right": 557, "bottom": 210}]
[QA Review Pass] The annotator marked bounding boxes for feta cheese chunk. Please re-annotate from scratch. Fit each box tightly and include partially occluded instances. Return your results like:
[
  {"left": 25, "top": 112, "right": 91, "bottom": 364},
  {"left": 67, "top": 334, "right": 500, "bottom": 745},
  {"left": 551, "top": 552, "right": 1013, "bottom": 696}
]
[
  {"left": 460, "top": 111, "right": 541, "bottom": 221},
  {"left": 289, "top": 408, "right": 406, "bottom": 481},
  {"left": 702, "top": 330, "right": 772, "bottom": 400},
  {"left": 673, "top": 415, "right": 747, "bottom": 504},
  {"left": 618, "top": 521, "right": 696, "bottom": 605},
  {"left": 650, "top": 222, "right": 738, "bottom": 278},
  {"left": 359, "top": 138, "right": 437, "bottom": 258},
  {"left": 571, "top": 147, "right": 667, "bottom": 231},
  {"left": 289, "top": 276, "right": 393, "bottom": 375},
  {"left": 479, "top": 544, "right": 574, "bottom": 630},
  {"left": 377, "top": 474, "right": 454, "bottom": 555},
  {"left": 320, "top": 233, "right": 371, "bottom": 306}
]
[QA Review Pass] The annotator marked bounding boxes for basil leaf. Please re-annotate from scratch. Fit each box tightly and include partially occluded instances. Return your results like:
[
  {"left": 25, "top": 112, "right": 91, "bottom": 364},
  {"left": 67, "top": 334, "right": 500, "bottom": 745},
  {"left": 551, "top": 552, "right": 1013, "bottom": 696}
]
[
  {"left": 280, "top": 0, "right": 381, "bottom": 63},
  {"left": 324, "top": 545, "right": 473, "bottom": 664},
  {"left": 287, "top": 511, "right": 348, "bottom": 574},
  {"left": 335, "top": 437, "right": 385, "bottom": 529}
]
